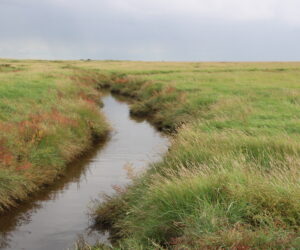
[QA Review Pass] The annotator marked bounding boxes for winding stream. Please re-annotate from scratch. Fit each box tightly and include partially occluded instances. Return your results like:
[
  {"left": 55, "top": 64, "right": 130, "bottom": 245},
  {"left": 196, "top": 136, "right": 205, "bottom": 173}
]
[{"left": 0, "top": 94, "right": 169, "bottom": 250}]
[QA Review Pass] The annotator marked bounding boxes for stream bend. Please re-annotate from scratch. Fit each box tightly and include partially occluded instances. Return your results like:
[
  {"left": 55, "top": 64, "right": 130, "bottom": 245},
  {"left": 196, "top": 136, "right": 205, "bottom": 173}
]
[{"left": 0, "top": 94, "right": 169, "bottom": 250}]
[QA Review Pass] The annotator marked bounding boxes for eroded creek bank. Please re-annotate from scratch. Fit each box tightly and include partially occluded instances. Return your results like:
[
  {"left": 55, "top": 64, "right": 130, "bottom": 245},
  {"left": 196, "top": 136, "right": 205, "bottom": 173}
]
[{"left": 0, "top": 94, "right": 169, "bottom": 250}]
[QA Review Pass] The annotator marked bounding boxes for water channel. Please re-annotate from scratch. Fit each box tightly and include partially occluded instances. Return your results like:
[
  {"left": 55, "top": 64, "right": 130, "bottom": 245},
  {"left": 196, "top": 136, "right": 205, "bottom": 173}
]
[{"left": 0, "top": 94, "right": 169, "bottom": 250}]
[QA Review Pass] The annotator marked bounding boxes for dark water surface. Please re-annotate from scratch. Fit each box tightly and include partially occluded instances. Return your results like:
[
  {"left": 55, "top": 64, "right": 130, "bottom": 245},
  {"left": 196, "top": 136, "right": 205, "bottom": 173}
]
[{"left": 0, "top": 95, "right": 169, "bottom": 250}]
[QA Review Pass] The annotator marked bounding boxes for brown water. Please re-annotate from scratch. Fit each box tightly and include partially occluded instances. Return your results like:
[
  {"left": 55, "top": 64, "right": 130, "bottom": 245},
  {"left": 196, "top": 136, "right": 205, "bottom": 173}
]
[{"left": 0, "top": 94, "right": 169, "bottom": 250}]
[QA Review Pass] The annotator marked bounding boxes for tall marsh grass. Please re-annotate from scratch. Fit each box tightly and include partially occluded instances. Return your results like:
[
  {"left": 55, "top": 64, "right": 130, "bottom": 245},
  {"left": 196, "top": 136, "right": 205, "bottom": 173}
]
[{"left": 90, "top": 62, "right": 300, "bottom": 248}]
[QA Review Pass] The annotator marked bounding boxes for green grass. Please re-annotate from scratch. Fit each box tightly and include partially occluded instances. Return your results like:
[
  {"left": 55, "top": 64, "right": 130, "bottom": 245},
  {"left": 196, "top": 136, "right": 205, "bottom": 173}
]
[
  {"left": 0, "top": 59, "right": 109, "bottom": 212},
  {"left": 84, "top": 61, "right": 300, "bottom": 249},
  {"left": 0, "top": 59, "right": 299, "bottom": 248}
]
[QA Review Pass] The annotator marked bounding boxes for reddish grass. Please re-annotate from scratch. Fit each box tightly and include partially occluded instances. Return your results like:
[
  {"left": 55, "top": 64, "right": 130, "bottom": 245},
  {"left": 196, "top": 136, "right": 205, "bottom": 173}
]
[{"left": 0, "top": 142, "right": 14, "bottom": 166}]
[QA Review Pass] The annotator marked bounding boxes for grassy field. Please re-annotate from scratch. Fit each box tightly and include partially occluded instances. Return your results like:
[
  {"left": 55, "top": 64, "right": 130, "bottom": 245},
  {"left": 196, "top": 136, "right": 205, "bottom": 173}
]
[
  {"left": 0, "top": 59, "right": 299, "bottom": 248},
  {"left": 86, "top": 61, "right": 300, "bottom": 249},
  {"left": 0, "top": 59, "right": 109, "bottom": 212}
]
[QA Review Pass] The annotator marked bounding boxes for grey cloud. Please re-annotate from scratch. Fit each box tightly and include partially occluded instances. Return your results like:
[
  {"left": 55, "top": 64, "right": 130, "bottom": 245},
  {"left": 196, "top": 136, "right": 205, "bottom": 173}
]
[{"left": 0, "top": 0, "right": 299, "bottom": 61}]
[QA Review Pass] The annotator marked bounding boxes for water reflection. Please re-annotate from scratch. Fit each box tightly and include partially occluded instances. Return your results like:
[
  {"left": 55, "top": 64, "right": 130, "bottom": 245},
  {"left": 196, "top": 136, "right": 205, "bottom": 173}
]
[{"left": 0, "top": 95, "right": 169, "bottom": 250}]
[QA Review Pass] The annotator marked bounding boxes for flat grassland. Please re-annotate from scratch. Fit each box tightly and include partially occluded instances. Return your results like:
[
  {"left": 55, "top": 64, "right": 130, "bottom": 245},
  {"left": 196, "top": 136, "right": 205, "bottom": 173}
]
[{"left": 0, "top": 59, "right": 299, "bottom": 248}]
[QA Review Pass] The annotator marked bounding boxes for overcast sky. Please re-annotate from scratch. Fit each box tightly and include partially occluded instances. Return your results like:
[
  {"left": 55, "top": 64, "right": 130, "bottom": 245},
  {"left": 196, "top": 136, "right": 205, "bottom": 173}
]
[{"left": 0, "top": 0, "right": 300, "bottom": 61}]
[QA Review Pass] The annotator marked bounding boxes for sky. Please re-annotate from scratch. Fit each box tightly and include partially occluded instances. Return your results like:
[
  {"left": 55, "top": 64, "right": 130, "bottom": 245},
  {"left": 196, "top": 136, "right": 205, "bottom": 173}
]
[{"left": 0, "top": 0, "right": 300, "bottom": 61}]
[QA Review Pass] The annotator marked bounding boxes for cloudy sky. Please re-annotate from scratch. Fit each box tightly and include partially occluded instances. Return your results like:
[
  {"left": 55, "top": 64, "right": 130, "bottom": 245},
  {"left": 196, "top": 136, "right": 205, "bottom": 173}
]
[{"left": 0, "top": 0, "right": 300, "bottom": 61}]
